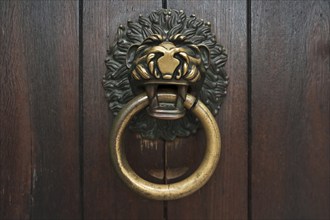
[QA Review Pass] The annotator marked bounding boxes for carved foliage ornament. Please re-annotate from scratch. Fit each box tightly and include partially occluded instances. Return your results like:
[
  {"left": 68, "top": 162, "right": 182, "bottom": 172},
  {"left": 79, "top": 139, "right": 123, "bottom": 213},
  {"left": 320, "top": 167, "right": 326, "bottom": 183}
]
[{"left": 103, "top": 9, "right": 228, "bottom": 140}]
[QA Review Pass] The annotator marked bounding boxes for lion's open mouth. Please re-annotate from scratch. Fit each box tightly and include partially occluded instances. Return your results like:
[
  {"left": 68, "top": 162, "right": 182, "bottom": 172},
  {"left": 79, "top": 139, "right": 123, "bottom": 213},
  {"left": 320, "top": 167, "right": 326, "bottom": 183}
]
[
  {"left": 126, "top": 34, "right": 208, "bottom": 120},
  {"left": 144, "top": 82, "right": 188, "bottom": 120}
]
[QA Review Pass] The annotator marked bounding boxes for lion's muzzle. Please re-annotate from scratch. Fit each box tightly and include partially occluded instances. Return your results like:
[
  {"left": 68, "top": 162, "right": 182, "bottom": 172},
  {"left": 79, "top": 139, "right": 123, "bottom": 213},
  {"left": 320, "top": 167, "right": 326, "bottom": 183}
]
[
  {"left": 128, "top": 34, "right": 208, "bottom": 120},
  {"left": 144, "top": 83, "right": 188, "bottom": 120}
]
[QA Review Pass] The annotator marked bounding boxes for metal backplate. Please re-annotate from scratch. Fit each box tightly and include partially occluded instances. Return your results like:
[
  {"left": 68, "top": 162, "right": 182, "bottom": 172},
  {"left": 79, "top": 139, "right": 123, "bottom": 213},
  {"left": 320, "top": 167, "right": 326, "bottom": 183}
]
[{"left": 103, "top": 9, "right": 228, "bottom": 140}]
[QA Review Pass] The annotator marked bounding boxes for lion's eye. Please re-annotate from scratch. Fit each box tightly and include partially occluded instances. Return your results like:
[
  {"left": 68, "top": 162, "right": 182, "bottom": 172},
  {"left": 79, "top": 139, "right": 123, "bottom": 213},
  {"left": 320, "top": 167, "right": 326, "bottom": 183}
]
[
  {"left": 175, "top": 52, "right": 189, "bottom": 63},
  {"left": 147, "top": 53, "right": 156, "bottom": 63}
]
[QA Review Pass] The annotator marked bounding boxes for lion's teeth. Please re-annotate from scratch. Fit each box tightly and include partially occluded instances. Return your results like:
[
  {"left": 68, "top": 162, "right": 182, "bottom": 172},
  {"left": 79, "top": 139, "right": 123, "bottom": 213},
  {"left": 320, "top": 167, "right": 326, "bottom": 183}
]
[
  {"left": 145, "top": 85, "right": 159, "bottom": 108},
  {"left": 149, "top": 97, "right": 159, "bottom": 109},
  {"left": 176, "top": 96, "right": 184, "bottom": 111},
  {"left": 145, "top": 85, "right": 157, "bottom": 99},
  {"left": 176, "top": 85, "right": 188, "bottom": 111},
  {"left": 178, "top": 85, "right": 188, "bottom": 100}
]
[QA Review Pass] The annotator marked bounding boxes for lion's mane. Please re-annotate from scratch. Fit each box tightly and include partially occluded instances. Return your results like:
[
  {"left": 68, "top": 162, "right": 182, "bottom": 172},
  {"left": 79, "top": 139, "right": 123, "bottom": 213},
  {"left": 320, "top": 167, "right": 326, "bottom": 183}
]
[{"left": 103, "top": 9, "right": 228, "bottom": 140}]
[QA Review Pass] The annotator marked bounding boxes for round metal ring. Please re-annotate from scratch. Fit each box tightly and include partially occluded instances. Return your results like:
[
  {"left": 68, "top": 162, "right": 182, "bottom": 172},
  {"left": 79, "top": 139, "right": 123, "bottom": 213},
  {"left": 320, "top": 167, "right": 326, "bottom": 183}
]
[{"left": 109, "top": 92, "right": 221, "bottom": 200}]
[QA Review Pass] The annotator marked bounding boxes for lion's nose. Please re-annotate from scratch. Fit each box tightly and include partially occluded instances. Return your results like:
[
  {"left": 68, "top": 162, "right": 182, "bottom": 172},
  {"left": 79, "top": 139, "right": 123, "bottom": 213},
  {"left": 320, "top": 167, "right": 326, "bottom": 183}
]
[{"left": 157, "top": 52, "right": 180, "bottom": 79}]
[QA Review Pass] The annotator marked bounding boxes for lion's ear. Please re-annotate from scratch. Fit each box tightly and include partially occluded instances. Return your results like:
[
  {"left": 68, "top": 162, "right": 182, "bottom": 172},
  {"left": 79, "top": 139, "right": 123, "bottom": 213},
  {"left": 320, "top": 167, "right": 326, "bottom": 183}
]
[
  {"left": 198, "top": 45, "right": 210, "bottom": 70},
  {"left": 126, "top": 45, "right": 139, "bottom": 68}
]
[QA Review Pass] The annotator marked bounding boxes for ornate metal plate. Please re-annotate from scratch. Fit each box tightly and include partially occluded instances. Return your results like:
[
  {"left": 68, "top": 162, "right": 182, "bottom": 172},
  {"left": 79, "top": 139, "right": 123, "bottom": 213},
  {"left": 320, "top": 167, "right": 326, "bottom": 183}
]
[{"left": 103, "top": 9, "right": 228, "bottom": 140}]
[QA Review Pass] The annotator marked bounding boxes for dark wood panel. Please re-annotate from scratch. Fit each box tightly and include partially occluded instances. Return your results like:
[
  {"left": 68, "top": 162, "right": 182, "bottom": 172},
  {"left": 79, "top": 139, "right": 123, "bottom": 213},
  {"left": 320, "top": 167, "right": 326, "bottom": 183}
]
[
  {"left": 251, "top": 1, "right": 330, "bottom": 219},
  {"left": 167, "top": 1, "right": 248, "bottom": 219},
  {"left": 23, "top": 1, "right": 80, "bottom": 219},
  {"left": 0, "top": 1, "right": 80, "bottom": 219},
  {"left": 82, "top": 1, "right": 165, "bottom": 219},
  {"left": 0, "top": 2, "right": 32, "bottom": 219}
]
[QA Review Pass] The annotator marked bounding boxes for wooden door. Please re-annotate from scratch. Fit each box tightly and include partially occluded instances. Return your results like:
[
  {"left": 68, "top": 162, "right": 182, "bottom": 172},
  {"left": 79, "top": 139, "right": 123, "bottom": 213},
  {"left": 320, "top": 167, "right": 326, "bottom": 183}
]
[{"left": 0, "top": 1, "right": 329, "bottom": 219}]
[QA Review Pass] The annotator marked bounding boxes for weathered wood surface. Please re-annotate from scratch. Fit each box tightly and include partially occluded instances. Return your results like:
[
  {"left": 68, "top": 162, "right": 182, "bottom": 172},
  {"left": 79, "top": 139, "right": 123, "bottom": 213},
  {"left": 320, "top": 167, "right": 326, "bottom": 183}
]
[
  {"left": 166, "top": 1, "right": 248, "bottom": 219},
  {"left": 0, "top": 1, "right": 80, "bottom": 219},
  {"left": 1, "top": 0, "right": 329, "bottom": 219},
  {"left": 82, "top": 1, "right": 165, "bottom": 219},
  {"left": 251, "top": 1, "right": 330, "bottom": 219}
]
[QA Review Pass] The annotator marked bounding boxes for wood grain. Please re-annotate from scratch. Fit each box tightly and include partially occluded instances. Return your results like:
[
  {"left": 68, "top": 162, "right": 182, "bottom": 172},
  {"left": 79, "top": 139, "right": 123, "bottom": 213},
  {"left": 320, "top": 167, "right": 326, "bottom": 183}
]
[
  {"left": 0, "top": 2, "right": 32, "bottom": 219},
  {"left": 251, "top": 1, "right": 330, "bottom": 219},
  {"left": 0, "top": 1, "right": 80, "bottom": 219},
  {"left": 2, "top": 1, "right": 328, "bottom": 219},
  {"left": 82, "top": 1, "right": 165, "bottom": 219},
  {"left": 23, "top": 1, "right": 80, "bottom": 219},
  {"left": 167, "top": 1, "right": 248, "bottom": 219}
]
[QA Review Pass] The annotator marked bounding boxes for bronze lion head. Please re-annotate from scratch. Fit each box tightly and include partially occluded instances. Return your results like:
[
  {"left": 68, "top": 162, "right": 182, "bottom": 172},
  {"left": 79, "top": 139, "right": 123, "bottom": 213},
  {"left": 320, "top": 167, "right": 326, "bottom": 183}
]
[{"left": 103, "top": 9, "right": 228, "bottom": 140}]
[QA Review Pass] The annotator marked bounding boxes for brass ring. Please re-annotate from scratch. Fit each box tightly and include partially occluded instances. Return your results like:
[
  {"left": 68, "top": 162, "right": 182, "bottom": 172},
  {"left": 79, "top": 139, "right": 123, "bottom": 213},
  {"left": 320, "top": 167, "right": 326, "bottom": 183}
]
[{"left": 109, "top": 92, "right": 221, "bottom": 200}]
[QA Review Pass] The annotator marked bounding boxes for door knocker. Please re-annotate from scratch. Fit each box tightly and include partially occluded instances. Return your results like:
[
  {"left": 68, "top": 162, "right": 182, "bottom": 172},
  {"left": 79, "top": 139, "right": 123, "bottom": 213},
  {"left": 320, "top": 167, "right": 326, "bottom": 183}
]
[{"left": 103, "top": 9, "right": 228, "bottom": 200}]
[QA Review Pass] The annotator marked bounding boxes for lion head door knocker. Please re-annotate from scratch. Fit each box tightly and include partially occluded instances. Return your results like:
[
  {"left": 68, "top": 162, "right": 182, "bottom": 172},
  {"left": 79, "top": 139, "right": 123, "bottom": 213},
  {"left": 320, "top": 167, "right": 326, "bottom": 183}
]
[{"left": 103, "top": 9, "right": 228, "bottom": 200}]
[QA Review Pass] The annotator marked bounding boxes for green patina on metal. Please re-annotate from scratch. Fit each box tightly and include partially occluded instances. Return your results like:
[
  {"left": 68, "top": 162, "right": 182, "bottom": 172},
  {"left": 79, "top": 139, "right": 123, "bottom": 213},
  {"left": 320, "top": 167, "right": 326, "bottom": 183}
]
[{"left": 103, "top": 9, "right": 228, "bottom": 140}]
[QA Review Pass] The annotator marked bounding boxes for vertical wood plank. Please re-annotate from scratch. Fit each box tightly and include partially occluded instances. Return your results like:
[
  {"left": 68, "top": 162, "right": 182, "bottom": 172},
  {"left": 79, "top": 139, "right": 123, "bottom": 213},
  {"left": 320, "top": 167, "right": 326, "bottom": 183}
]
[
  {"left": 23, "top": 1, "right": 80, "bottom": 219},
  {"left": 167, "top": 1, "right": 248, "bottom": 219},
  {"left": 0, "top": 2, "right": 32, "bottom": 219},
  {"left": 82, "top": 1, "right": 165, "bottom": 219},
  {"left": 1, "top": 1, "right": 80, "bottom": 219},
  {"left": 251, "top": 1, "right": 330, "bottom": 219}
]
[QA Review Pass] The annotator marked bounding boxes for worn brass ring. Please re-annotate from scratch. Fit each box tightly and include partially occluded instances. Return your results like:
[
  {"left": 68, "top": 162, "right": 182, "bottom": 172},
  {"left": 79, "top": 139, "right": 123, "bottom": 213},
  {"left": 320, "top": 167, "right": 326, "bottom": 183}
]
[{"left": 109, "top": 92, "right": 221, "bottom": 200}]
